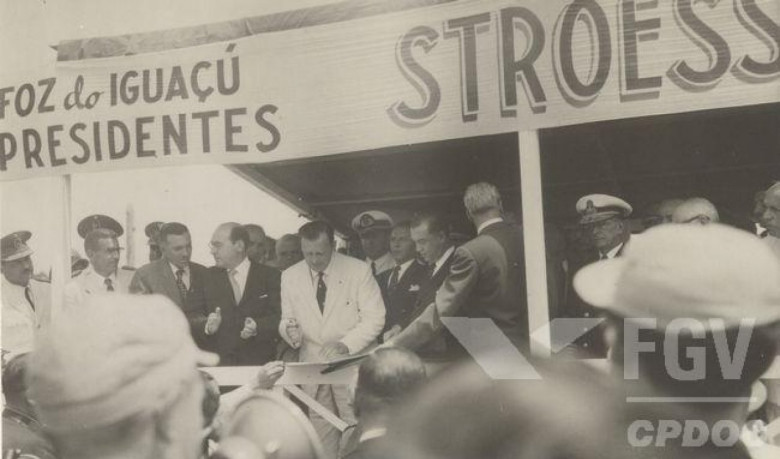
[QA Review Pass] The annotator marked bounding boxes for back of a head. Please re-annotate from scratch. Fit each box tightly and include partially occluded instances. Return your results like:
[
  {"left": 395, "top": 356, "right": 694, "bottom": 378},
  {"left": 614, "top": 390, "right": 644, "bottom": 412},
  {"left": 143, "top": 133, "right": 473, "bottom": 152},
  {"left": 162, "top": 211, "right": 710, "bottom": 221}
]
[
  {"left": 463, "top": 182, "right": 503, "bottom": 217},
  {"left": 354, "top": 347, "right": 427, "bottom": 419},
  {"left": 26, "top": 294, "right": 216, "bottom": 459},
  {"left": 385, "top": 360, "right": 742, "bottom": 459},
  {"left": 671, "top": 197, "right": 720, "bottom": 224},
  {"left": 575, "top": 224, "right": 780, "bottom": 409},
  {"left": 216, "top": 391, "right": 325, "bottom": 459}
]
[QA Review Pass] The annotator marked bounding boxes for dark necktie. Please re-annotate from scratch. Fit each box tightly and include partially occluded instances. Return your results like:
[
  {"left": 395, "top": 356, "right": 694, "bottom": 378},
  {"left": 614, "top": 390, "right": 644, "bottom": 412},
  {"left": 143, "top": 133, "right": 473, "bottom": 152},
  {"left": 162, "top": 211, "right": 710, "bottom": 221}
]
[
  {"left": 105, "top": 277, "right": 114, "bottom": 292},
  {"left": 316, "top": 272, "right": 327, "bottom": 313},
  {"left": 371, "top": 261, "right": 377, "bottom": 276},
  {"left": 24, "top": 286, "right": 35, "bottom": 311},
  {"left": 388, "top": 265, "right": 400, "bottom": 291},
  {"left": 175, "top": 269, "right": 188, "bottom": 301}
]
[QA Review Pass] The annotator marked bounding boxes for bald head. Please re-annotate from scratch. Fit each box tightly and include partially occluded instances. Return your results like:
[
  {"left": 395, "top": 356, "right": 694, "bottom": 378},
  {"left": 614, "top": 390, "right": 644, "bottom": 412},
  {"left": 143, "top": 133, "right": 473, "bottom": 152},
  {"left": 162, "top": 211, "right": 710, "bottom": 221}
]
[
  {"left": 210, "top": 222, "right": 249, "bottom": 269},
  {"left": 646, "top": 198, "right": 685, "bottom": 227},
  {"left": 671, "top": 198, "right": 719, "bottom": 225}
]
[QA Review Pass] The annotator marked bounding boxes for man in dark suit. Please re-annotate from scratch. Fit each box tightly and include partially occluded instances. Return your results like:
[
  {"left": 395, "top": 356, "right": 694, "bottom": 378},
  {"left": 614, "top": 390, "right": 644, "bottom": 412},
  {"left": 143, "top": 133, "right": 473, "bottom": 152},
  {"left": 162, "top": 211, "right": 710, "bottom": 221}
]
[
  {"left": 130, "top": 222, "right": 209, "bottom": 341},
  {"left": 387, "top": 183, "right": 528, "bottom": 354},
  {"left": 194, "top": 222, "right": 281, "bottom": 366},
  {"left": 384, "top": 213, "right": 456, "bottom": 357},
  {"left": 376, "top": 221, "right": 427, "bottom": 341}
]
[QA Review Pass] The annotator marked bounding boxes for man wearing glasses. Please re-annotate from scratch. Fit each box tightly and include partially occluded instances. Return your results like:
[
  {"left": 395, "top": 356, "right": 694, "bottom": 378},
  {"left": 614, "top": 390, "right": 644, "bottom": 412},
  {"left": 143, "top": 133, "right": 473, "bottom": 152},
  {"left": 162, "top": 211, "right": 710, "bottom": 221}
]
[{"left": 64, "top": 214, "right": 134, "bottom": 309}]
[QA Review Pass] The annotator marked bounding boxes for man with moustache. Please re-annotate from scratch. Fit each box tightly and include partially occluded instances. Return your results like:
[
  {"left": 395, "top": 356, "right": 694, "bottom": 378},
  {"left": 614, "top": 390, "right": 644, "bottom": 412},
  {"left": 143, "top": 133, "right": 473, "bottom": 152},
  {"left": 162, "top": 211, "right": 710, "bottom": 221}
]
[
  {"left": 64, "top": 214, "right": 134, "bottom": 309},
  {"left": 352, "top": 211, "right": 395, "bottom": 277}
]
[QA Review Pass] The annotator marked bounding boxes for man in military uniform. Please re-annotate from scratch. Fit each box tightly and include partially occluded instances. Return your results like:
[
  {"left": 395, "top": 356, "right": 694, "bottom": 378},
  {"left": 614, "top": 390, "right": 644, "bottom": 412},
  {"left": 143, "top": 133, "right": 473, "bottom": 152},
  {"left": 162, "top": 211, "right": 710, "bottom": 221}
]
[
  {"left": 352, "top": 210, "right": 395, "bottom": 277},
  {"left": 574, "top": 224, "right": 780, "bottom": 458},
  {"left": 1, "top": 231, "right": 50, "bottom": 359},
  {"left": 564, "top": 194, "right": 635, "bottom": 357},
  {"left": 145, "top": 221, "right": 165, "bottom": 262},
  {"left": 64, "top": 214, "right": 134, "bottom": 309}
]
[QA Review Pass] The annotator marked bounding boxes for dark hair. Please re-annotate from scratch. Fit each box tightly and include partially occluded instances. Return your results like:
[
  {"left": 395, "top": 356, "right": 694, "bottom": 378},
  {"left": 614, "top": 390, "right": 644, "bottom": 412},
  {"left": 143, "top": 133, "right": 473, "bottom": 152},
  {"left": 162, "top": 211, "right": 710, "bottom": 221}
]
[
  {"left": 354, "top": 348, "right": 427, "bottom": 418},
  {"left": 298, "top": 221, "right": 334, "bottom": 243},
  {"left": 243, "top": 224, "right": 266, "bottom": 238},
  {"left": 229, "top": 224, "right": 251, "bottom": 249},
  {"left": 158, "top": 222, "right": 189, "bottom": 244},
  {"left": 84, "top": 228, "right": 117, "bottom": 253},
  {"left": 392, "top": 220, "right": 412, "bottom": 232},
  {"left": 411, "top": 212, "right": 449, "bottom": 237}
]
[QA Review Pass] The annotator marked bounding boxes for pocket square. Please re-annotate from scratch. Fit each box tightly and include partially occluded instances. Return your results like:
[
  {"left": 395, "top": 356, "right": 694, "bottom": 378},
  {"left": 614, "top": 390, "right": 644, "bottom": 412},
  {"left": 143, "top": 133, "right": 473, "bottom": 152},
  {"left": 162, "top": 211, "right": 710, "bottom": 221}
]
[
  {"left": 258, "top": 294, "right": 269, "bottom": 299},
  {"left": 409, "top": 285, "right": 420, "bottom": 292}
]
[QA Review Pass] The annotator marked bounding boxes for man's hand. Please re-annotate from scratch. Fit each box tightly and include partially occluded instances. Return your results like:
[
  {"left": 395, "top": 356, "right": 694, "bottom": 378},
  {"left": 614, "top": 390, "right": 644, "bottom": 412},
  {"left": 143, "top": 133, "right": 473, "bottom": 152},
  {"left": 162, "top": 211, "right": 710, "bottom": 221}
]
[
  {"left": 285, "top": 318, "right": 302, "bottom": 349},
  {"left": 383, "top": 324, "right": 402, "bottom": 343},
  {"left": 240, "top": 317, "right": 257, "bottom": 339},
  {"left": 205, "top": 307, "right": 222, "bottom": 335},
  {"left": 252, "top": 361, "right": 285, "bottom": 390},
  {"left": 320, "top": 341, "right": 349, "bottom": 361}
]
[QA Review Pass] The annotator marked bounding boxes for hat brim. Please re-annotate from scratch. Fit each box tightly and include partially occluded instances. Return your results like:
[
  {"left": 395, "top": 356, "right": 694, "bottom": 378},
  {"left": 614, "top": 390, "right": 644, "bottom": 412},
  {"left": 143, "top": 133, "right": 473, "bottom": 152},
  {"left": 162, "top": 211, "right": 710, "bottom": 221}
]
[
  {"left": 2, "top": 248, "right": 33, "bottom": 263},
  {"left": 355, "top": 225, "right": 392, "bottom": 235},
  {"left": 579, "top": 212, "right": 622, "bottom": 225},
  {"left": 572, "top": 258, "right": 625, "bottom": 309}
]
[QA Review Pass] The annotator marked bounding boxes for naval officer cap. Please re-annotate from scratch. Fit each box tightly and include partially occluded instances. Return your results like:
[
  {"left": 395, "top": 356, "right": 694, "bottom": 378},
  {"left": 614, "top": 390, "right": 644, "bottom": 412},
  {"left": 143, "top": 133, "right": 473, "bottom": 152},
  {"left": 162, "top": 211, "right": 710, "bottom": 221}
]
[
  {"left": 26, "top": 294, "right": 219, "bottom": 433},
  {"left": 351, "top": 210, "right": 393, "bottom": 234},
  {"left": 1, "top": 231, "right": 34, "bottom": 262},
  {"left": 144, "top": 221, "right": 165, "bottom": 245},
  {"left": 574, "top": 224, "right": 780, "bottom": 328},
  {"left": 576, "top": 194, "right": 632, "bottom": 225},
  {"left": 77, "top": 214, "right": 124, "bottom": 238}
]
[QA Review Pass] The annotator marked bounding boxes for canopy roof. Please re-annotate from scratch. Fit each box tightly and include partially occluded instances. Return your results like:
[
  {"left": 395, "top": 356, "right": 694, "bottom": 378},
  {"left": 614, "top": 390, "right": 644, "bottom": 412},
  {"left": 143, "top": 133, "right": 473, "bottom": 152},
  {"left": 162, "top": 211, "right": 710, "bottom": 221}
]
[{"left": 235, "top": 102, "right": 779, "bottom": 235}]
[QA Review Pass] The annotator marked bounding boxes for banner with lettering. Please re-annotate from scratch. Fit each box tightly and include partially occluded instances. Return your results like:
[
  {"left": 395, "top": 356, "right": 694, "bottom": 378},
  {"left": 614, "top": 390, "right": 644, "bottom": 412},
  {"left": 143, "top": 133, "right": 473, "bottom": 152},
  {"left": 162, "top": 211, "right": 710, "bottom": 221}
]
[{"left": 1, "top": 0, "right": 777, "bottom": 181}]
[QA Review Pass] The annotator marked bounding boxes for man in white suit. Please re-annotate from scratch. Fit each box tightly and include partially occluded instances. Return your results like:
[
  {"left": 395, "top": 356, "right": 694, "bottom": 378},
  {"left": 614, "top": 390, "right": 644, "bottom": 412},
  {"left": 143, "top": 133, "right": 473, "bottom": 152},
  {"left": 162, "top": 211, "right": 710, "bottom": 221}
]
[{"left": 279, "top": 220, "right": 385, "bottom": 458}]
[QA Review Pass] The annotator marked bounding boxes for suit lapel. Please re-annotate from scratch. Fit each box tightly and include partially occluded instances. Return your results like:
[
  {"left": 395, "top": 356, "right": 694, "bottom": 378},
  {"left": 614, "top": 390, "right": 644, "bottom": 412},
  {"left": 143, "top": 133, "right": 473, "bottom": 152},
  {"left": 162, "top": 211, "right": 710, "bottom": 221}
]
[
  {"left": 300, "top": 264, "right": 324, "bottom": 322},
  {"left": 159, "top": 261, "right": 183, "bottom": 305}
]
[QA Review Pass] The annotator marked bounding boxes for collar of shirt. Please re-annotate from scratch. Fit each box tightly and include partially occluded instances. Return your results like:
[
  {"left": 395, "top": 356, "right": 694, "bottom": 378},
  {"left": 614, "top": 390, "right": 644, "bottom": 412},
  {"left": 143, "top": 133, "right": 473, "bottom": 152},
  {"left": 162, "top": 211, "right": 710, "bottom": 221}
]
[
  {"left": 169, "top": 262, "right": 190, "bottom": 287},
  {"left": 433, "top": 245, "right": 455, "bottom": 277},
  {"left": 85, "top": 267, "right": 117, "bottom": 291},
  {"left": 392, "top": 259, "right": 415, "bottom": 283},
  {"left": 601, "top": 241, "right": 625, "bottom": 260},
  {"left": 367, "top": 252, "right": 394, "bottom": 274},
  {"left": 230, "top": 257, "right": 251, "bottom": 292},
  {"left": 359, "top": 427, "right": 387, "bottom": 444},
  {"left": 477, "top": 217, "right": 504, "bottom": 235},
  {"left": 310, "top": 254, "right": 336, "bottom": 286}
]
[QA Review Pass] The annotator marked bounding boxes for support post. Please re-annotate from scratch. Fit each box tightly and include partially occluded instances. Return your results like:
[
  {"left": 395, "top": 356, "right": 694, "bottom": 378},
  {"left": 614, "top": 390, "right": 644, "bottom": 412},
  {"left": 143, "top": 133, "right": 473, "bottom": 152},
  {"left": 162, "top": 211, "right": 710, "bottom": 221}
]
[
  {"left": 50, "top": 175, "right": 72, "bottom": 324},
  {"left": 518, "top": 130, "right": 551, "bottom": 357}
]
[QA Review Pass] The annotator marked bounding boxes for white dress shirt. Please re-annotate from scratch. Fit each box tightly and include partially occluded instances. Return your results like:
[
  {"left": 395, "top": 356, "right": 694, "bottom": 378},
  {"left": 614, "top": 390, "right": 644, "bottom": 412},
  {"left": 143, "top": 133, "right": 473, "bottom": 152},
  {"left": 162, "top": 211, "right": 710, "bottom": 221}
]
[
  {"left": 366, "top": 252, "right": 394, "bottom": 276},
  {"left": 169, "top": 262, "right": 191, "bottom": 289},
  {"left": 477, "top": 217, "right": 504, "bottom": 235},
  {"left": 230, "top": 256, "right": 251, "bottom": 298},
  {"left": 388, "top": 259, "right": 415, "bottom": 287},
  {"left": 432, "top": 246, "right": 455, "bottom": 277}
]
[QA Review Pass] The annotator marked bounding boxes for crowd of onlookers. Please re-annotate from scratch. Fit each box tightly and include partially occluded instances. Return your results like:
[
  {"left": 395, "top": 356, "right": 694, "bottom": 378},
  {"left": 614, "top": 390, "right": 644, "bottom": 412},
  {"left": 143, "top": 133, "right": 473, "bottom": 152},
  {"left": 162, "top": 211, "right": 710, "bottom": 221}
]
[{"left": 3, "top": 182, "right": 780, "bottom": 458}]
